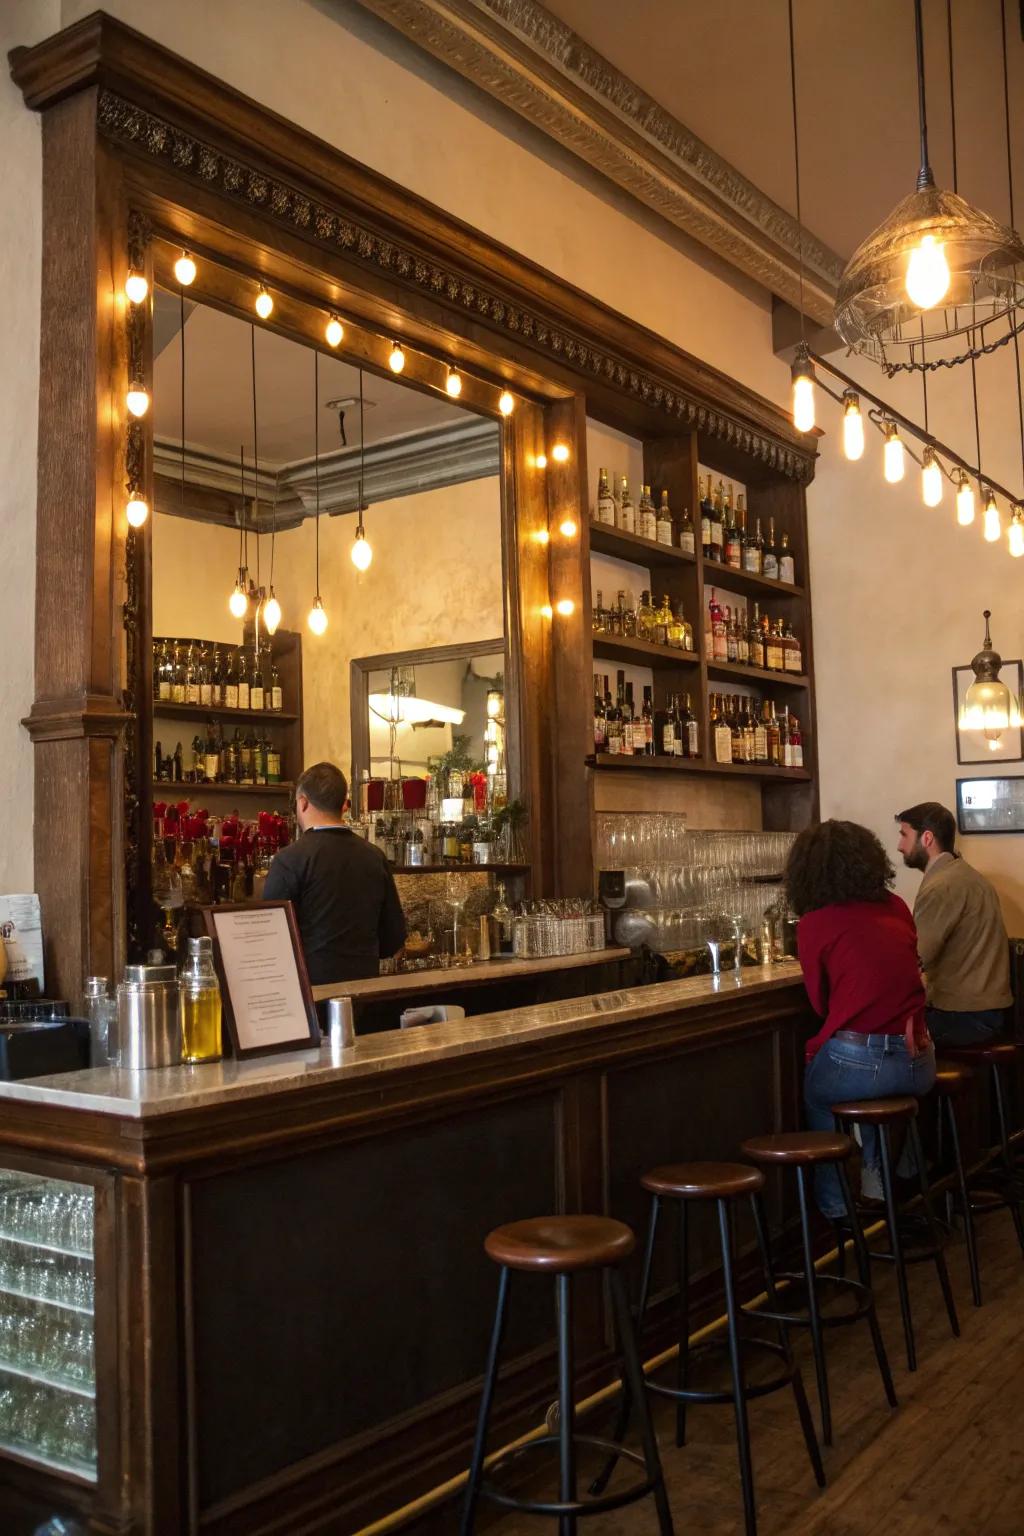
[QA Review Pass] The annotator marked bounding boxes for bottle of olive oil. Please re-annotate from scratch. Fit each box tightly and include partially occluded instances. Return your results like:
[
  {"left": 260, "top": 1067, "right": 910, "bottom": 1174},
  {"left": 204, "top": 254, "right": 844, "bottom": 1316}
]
[{"left": 179, "top": 936, "right": 223, "bottom": 1063}]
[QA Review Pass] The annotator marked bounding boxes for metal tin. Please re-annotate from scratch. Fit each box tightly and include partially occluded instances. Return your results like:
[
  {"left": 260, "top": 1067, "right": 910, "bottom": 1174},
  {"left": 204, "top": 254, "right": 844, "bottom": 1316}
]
[
  {"left": 326, "top": 997, "right": 355, "bottom": 1051},
  {"left": 115, "top": 964, "right": 182, "bottom": 1069}
]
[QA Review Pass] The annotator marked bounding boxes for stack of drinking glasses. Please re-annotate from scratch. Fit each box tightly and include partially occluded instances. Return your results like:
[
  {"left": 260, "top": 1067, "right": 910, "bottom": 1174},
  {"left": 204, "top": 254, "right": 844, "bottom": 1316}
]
[
  {"left": 0, "top": 1170, "right": 97, "bottom": 1477},
  {"left": 512, "top": 900, "right": 607, "bottom": 959}
]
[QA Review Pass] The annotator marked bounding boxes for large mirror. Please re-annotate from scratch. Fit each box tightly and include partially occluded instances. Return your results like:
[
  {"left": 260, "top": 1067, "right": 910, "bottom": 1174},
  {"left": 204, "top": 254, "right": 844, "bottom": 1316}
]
[{"left": 145, "top": 289, "right": 508, "bottom": 940}]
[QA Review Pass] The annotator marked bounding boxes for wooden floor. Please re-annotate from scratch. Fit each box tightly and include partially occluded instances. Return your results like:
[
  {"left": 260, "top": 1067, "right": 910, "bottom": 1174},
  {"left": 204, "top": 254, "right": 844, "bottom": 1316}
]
[{"left": 488, "top": 1211, "right": 1024, "bottom": 1535}]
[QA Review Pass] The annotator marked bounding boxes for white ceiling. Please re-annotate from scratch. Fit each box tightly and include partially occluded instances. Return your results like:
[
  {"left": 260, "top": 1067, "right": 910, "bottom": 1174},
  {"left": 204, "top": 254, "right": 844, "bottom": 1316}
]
[
  {"left": 544, "top": 0, "right": 1023, "bottom": 262},
  {"left": 152, "top": 290, "right": 469, "bottom": 467}
]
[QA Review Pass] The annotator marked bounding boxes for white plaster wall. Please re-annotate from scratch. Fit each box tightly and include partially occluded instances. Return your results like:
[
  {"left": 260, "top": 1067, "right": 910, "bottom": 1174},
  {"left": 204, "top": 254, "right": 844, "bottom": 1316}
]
[{"left": 0, "top": 1, "right": 58, "bottom": 890}]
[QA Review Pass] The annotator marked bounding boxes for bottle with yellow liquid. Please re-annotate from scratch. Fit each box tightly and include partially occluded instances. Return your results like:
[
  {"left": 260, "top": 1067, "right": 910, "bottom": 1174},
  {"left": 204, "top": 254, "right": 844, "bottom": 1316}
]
[{"left": 179, "top": 936, "right": 223, "bottom": 1063}]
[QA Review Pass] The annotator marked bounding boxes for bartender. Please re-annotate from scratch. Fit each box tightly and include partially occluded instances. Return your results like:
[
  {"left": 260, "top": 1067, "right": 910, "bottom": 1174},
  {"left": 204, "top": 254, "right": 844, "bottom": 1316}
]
[{"left": 264, "top": 761, "right": 406, "bottom": 984}]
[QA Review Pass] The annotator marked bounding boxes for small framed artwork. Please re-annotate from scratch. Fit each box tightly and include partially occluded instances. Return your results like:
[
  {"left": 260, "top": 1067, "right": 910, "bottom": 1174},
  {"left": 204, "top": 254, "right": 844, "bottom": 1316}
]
[
  {"left": 956, "top": 777, "right": 1024, "bottom": 835},
  {"left": 203, "top": 901, "right": 321, "bottom": 1059},
  {"left": 952, "top": 659, "right": 1024, "bottom": 764}
]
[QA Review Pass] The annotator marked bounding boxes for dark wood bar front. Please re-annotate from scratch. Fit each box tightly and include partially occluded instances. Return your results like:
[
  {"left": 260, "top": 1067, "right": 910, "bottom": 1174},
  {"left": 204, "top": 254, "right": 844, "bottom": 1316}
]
[{"left": 0, "top": 965, "right": 811, "bottom": 1535}]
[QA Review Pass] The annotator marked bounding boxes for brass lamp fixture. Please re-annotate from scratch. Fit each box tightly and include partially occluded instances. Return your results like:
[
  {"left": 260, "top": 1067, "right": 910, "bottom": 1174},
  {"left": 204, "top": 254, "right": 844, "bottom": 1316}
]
[
  {"left": 835, "top": 0, "right": 1024, "bottom": 374},
  {"left": 958, "top": 610, "right": 1022, "bottom": 746}
]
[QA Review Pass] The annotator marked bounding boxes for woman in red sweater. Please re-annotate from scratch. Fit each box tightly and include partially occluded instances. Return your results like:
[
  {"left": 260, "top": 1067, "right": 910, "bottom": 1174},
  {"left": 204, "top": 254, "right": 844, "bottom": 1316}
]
[{"left": 785, "top": 819, "right": 934, "bottom": 1218}]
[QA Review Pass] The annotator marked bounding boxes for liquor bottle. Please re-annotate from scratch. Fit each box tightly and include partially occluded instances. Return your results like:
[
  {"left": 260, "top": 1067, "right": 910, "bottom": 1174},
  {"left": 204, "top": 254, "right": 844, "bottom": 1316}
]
[
  {"left": 654, "top": 594, "right": 672, "bottom": 647},
  {"left": 682, "top": 692, "right": 699, "bottom": 757},
  {"left": 724, "top": 487, "right": 742, "bottom": 569},
  {"left": 754, "top": 702, "right": 769, "bottom": 762},
  {"left": 712, "top": 693, "right": 732, "bottom": 764},
  {"left": 742, "top": 507, "right": 762, "bottom": 574},
  {"left": 223, "top": 648, "right": 239, "bottom": 710},
  {"left": 607, "top": 591, "right": 621, "bottom": 637},
  {"left": 679, "top": 501, "right": 696, "bottom": 557},
  {"left": 595, "top": 468, "right": 616, "bottom": 526},
  {"left": 779, "top": 708, "right": 792, "bottom": 767},
  {"left": 626, "top": 683, "right": 644, "bottom": 754},
  {"left": 250, "top": 650, "right": 265, "bottom": 711},
  {"left": 641, "top": 686, "right": 655, "bottom": 755},
  {"left": 783, "top": 619, "right": 803, "bottom": 674},
  {"left": 211, "top": 645, "right": 225, "bottom": 708},
  {"left": 736, "top": 610, "right": 749, "bottom": 666},
  {"left": 778, "top": 532, "right": 796, "bottom": 585},
  {"left": 636, "top": 590, "right": 656, "bottom": 643},
  {"left": 741, "top": 697, "right": 755, "bottom": 763},
  {"left": 605, "top": 679, "right": 623, "bottom": 756},
  {"left": 169, "top": 642, "right": 185, "bottom": 704},
  {"left": 269, "top": 659, "right": 283, "bottom": 712},
  {"left": 767, "top": 702, "right": 782, "bottom": 765},
  {"left": 762, "top": 517, "right": 780, "bottom": 581},
  {"left": 592, "top": 589, "right": 603, "bottom": 633},
  {"left": 267, "top": 740, "right": 282, "bottom": 784},
  {"left": 185, "top": 642, "right": 201, "bottom": 707},
  {"left": 789, "top": 712, "right": 804, "bottom": 768},
  {"left": 766, "top": 618, "right": 785, "bottom": 672},
  {"left": 709, "top": 481, "right": 725, "bottom": 562},
  {"left": 203, "top": 724, "right": 221, "bottom": 784},
  {"left": 236, "top": 648, "right": 251, "bottom": 710},
  {"left": 238, "top": 730, "right": 254, "bottom": 785},
  {"left": 726, "top": 608, "right": 738, "bottom": 663},
  {"left": 197, "top": 643, "right": 212, "bottom": 708},
  {"left": 748, "top": 603, "right": 765, "bottom": 669},
  {"left": 493, "top": 882, "right": 515, "bottom": 955},
  {"left": 172, "top": 741, "right": 184, "bottom": 782},
  {"left": 593, "top": 674, "right": 607, "bottom": 754},
  {"left": 709, "top": 591, "right": 728, "bottom": 661},
  {"left": 637, "top": 484, "right": 657, "bottom": 541},
  {"left": 253, "top": 734, "right": 268, "bottom": 785},
  {"left": 619, "top": 678, "right": 633, "bottom": 756},
  {"left": 657, "top": 693, "right": 676, "bottom": 757},
  {"left": 616, "top": 476, "right": 636, "bottom": 535},
  {"left": 656, "top": 489, "right": 674, "bottom": 547},
  {"left": 155, "top": 640, "right": 172, "bottom": 701},
  {"left": 700, "top": 475, "right": 713, "bottom": 558}
]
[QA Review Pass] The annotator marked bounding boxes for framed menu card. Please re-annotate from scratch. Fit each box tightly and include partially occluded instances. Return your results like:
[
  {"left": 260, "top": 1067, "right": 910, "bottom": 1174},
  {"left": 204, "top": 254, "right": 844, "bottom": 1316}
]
[{"left": 203, "top": 901, "right": 320, "bottom": 1059}]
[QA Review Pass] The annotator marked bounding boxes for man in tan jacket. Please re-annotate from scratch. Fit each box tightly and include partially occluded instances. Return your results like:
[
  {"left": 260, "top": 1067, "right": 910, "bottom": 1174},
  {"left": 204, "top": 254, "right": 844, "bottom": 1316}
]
[{"left": 895, "top": 801, "right": 1012, "bottom": 1046}]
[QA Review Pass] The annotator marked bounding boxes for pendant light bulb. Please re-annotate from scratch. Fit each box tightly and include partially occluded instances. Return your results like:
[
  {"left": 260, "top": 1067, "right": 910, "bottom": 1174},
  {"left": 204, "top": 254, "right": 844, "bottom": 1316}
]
[
  {"left": 126, "top": 384, "right": 149, "bottom": 419},
  {"left": 791, "top": 350, "right": 816, "bottom": 434},
  {"left": 905, "top": 234, "right": 951, "bottom": 311},
  {"left": 445, "top": 366, "right": 463, "bottom": 398},
  {"left": 263, "top": 589, "right": 282, "bottom": 634},
  {"left": 389, "top": 342, "right": 405, "bottom": 374},
  {"left": 255, "top": 286, "right": 273, "bottom": 321},
  {"left": 126, "top": 496, "right": 149, "bottom": 529},
  {"left": 841, "top": 391, "right": 864, "bottom": 461},
  {"left": 921, "top": 448, "right": 943, "bottom": 507},
  {"left": 125, "top": 270, "right": 148, "bottom": 305},
  {"left": 174, "top": 251, "right": 197, "bottom": 287},
  {"left": 983, "top": 489, "right": 1002, "bottom": 543},
  {"left": 229, "top": 576, "right": 249, "bottom": 619},
  {"left": 307, "top": 597, "right": 328, "bottom": 636},
  {"left": 956, "top": 472, "right": 976, "bottom": 526},
  {"left": 351, "top": 526, "right": 373, "bottom": 571},
  {"left": 498, "top": 390, "right": 515, "bottom": 416},
  {"left": 883, "top": 422, "right": 905, "bottom": 483},
  {"left": 1009, "top": 509, "right": 1024, "bottom": 558},
  {"left": 325, "top": 315, "right": 344, "bottom": 348}
]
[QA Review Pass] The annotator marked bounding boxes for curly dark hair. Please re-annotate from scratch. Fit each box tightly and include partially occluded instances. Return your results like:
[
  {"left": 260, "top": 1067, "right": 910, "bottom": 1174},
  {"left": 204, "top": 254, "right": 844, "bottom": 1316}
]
[{"left": 784, "top": 819, "right": 896, "bottom": 916}]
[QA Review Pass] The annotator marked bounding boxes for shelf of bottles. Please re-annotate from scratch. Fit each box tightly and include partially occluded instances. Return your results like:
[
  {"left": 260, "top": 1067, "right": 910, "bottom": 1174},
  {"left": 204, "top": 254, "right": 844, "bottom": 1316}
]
[
  {"left": 0, "top": 1170, "right": 97, "bottom": 1482},
  {"left": 152, "top": 633, "right": 301, "bottom": 798}
]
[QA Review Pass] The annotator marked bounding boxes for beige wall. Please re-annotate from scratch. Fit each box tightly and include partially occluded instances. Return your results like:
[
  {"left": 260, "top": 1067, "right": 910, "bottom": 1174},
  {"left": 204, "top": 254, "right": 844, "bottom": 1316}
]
[{"left": 153, "top": 474, "right": 503, "bottom": 778}]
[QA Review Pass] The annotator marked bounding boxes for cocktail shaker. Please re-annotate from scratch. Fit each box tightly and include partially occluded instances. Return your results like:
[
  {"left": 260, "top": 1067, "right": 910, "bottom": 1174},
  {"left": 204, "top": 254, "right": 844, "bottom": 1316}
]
[{"left": 115, "top": 964, "right": 183, "bottom": 1069}]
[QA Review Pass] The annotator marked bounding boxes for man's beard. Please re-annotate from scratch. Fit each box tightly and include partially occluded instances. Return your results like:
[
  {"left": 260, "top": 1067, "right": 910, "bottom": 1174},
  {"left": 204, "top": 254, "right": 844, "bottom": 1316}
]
[{"left": 902, "top": 841, "right": 929, "bottom": 872}]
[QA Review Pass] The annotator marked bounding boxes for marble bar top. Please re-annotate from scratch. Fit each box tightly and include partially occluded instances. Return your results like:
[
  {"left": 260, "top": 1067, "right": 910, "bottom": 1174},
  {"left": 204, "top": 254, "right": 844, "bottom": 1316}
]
[
  {"left": 0, "top": 962, "right": 805, "bottom": 1123},
  {"left": 312, "top": 947, "right": 632, "bottom": 1002}
]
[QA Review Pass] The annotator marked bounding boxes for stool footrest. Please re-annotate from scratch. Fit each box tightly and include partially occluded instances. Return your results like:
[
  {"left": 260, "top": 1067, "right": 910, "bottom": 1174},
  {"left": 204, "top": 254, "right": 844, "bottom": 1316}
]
[
  {"left": 744, "top": 1271, "right": 875, "bottom": 1329},
  {"left": 481, "top": 1433, "right": 655, "bottom": 1518},
  {"left": 646, "top": 1333, "right": 796, "bottom": 1406}
]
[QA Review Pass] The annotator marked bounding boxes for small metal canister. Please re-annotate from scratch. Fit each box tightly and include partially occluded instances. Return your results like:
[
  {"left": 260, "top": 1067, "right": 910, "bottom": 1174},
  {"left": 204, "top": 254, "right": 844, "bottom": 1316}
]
[
  {"left": 115, "top": 964, "right": 183, "bottom": 1070},
  {"left": 326, "top": 996, "right": 355, "bottom": 1051}
]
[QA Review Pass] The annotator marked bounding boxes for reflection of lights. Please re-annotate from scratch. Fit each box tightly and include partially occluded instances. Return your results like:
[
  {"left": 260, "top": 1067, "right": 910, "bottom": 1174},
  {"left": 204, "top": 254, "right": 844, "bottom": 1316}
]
[
  {"left": 325, "top": 315, "right": 344, "bottom": 347},
  {"left": 445, "top": 367, "right": 462, "bottom": 397},
  {"left": 551, "top": 442, "right": 570, "bottom": 463},
  {"left": 533, "top": 528, "right": 550, "bottom": 545},
  {"left": 125, "top": 270, "right": 148, "bottom": 304},
  {"left": 174, "top": 251, "right": 197, "bottom": 286},
  {"left": 368, "top": 693, "right": 465, "bottom": 726},
  {"left": 540, "top": 603, "right": 553, "bottom": 619},
  {"left": 499, "top": 390, "right": 515, "bottom": 416},
  {"left": 126, "top": 496, "right": 149, "bottom": 528},
  {"left": 126, "top": 385, "right": 149, "bottom": 418},
  {"left": 536, "top": 454, "right": 548, "bottom": 469},
  {"left": 559, "top": 516, "right": 578, "bottom": 538},
  {"left": 255, "top": 286, "right": 273, "bottom": 320},
  {"left": 389, "top": 341, "right": 405, "bottom": 373},
  {"left": 486, "top": 689, "right": 503, "bottom": 719},
  {"left": 555, "top": 598, "right": 575, "bottom": 616}
]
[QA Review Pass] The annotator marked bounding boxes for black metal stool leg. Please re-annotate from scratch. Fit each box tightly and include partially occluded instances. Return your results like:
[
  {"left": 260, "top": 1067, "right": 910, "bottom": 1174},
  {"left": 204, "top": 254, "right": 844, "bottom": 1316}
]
[
  {"left": 795, "top": 1165, "right": 831, "bottom": 1446},
  {"left": 945, "top": 1096, "right": 982, "bottom": 1307},
  {"left": 555, "top": 1273, "right": 577, "bottom": 1536},
  {"left": 991, "top": 1066, "right": 1024, "bottom": 1256},
  {"left": 878, "top": 1125, "right": 916, "bottom": 1372},
  {"left": 609, "top": 1268, "right": 675, "bottom": 1536},
  {"left": 675, "top": 1198, "right": 690, "bottom": 1448},
  {"left": 907, "top": 1119, "right": 959, "bottom": 1340},
  {"left": 835, "top": 1161, "right": 897, "bottom": 1408},
  {"left": 589, "top": 1194, "right": 660, "bottom": 1498},
  {"left": 718, "top": 1196, "right": 758, "bottom": 1536},
  {"left": 459, "top": 1266, "right": 510, "bottom": 1536}
]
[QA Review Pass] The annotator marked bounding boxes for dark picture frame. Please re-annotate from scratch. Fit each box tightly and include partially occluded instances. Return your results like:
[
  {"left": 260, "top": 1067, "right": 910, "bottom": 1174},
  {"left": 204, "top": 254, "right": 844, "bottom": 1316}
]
[
  {"left": 956, "top": 776, "right": 1024, "bottom": 835},
  {"left": 202, "top": 900, "right": 321, "bottom": 1059},
  {"left": 951, "top": 659, "right": 1024, "bottom": 765}
]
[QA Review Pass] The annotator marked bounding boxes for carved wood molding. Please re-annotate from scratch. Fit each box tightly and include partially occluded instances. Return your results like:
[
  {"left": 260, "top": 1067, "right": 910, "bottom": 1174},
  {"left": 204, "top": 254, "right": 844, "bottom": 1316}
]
[
  {"left": 351, "top": 0, "right": 841, "bottom": 327},
  {"left": 9, "top": 13, "right": 817, "bottom": 480},
  {"left": 22, "top": 694, "right": 134, "bottom": 743}
]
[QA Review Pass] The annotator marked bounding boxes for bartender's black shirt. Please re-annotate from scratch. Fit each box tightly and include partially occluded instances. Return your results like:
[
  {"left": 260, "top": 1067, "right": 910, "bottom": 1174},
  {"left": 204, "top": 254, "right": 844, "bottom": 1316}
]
[{"left": 263, "top": 826, "right": 406, "bottom": 985}]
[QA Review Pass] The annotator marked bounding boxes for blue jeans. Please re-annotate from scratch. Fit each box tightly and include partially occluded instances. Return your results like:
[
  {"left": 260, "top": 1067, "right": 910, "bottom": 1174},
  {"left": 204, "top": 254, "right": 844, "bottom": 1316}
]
[
  {"left": 926, "top": 1006, "right": 1006, "bottom": 1048},
  {"left": 804, "top": 1034, "right": 937, "bottom": 1218}
]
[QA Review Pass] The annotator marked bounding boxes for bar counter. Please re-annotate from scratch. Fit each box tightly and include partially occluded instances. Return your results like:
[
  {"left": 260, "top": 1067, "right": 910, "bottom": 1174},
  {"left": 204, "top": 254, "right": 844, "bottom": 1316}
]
[{"left": 0, "top": 962, "right": 812, "bottom": 1536}]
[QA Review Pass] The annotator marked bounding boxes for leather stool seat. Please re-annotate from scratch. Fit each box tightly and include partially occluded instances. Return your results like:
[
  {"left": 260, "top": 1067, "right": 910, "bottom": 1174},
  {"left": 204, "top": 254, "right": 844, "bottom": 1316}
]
[
  {"left": 939, "top": 1040, "right": 1018, "bottom": 1067},
  {"left": 484, "top": 1215, "right": 634, "bottom": 1273},
  {"left": 832, "top": 1095, "right": 918, "bottom": 1124},
  {"left": 933, "top": 1063, "right": 973, "bottom": 1097},
  {"left": 641, "top": 1162, "right": 764, "bottom": 1199},
  {"left": 742, "top": 1131, "right": 853, "bottom": 1166}
]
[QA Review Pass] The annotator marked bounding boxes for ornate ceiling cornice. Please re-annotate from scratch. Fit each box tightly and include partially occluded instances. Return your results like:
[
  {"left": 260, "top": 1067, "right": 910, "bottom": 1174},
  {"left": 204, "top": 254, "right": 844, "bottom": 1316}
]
[{"left": 350, "top": 0, "right": 841, "bottom": 328}]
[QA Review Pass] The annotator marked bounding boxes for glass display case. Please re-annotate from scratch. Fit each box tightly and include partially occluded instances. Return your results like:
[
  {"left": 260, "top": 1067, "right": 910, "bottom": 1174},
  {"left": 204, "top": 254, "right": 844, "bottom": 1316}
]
[{"left": 0, "top": 1169, "right": 96, "bottom": 1479}]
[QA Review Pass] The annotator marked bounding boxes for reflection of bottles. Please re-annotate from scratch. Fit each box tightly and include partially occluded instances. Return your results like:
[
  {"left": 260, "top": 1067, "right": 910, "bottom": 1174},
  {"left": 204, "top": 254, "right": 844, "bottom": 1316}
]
[{"left": 179, "top": 936, "right": 223, "bottom": 1063}]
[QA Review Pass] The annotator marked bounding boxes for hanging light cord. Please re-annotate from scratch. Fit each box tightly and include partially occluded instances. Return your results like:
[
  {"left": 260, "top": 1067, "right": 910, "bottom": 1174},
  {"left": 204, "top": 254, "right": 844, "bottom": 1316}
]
[
  {"left": 358, "top": 366, "right": 366, "bottom": 531},
  {"left": 314, "top": 348, "right": 321, "bottom": 599},
  {"left": 251, "top": 324, "right": 260, "bottom": 590},
  {"left": 238, "top": 445, "right": 246, "bottom": 577},
  {"left": 914, "top": 0, "right": 933, "bottom": 187},
  {"left": 1000, "top": 0, "right": 1024, "bottom": 485},
  {"left": 179, "top": 289, "right": 186, "bottom": 515},
  {"left": 946, "top": 1, "right": 984, "bottom": 486},
  {"left": 786, "top": 0, "right": 806, "bottom": 343}
]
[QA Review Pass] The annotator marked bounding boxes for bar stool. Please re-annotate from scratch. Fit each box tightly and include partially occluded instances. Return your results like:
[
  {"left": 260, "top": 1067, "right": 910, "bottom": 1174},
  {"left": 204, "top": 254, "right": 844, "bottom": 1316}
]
[
  {"left": 938, "top": 1039, "right": 1024, "bottom": 1184},
  {"left": 739, "top": 1131, "right": 896, "bottom": 1446},
  {"left": 591, "top": 1163, "right": 824, "bottom": 1536},
  {"left": 831, "top": 1096, "right": 959, "bottom": 1371},
  {"left": 459, "top": 1214, "right": 674, "bottom": 1536}
]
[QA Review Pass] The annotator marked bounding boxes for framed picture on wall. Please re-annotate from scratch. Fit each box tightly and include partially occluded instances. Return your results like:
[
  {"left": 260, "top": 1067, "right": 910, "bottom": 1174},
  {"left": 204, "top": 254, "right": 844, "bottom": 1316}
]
[
  {"left": 952, "top": 659, "right": 1024, "bottom": 765},
  {"left": 956, "top": 777, "right": 1024, "bottom": 834}
]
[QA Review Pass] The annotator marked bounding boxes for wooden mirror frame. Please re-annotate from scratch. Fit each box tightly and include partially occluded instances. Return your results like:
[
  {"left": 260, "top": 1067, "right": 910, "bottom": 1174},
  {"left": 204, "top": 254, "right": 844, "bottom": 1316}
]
[{"left": 11, "top": 13, "right": 815, "bottom": 1003}]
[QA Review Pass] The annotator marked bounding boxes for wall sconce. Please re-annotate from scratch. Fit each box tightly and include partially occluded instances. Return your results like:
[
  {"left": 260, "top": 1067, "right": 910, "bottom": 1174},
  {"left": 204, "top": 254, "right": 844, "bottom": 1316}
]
[{"left": 953, "top": 610, "right": 1024, "bottom": 763}]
